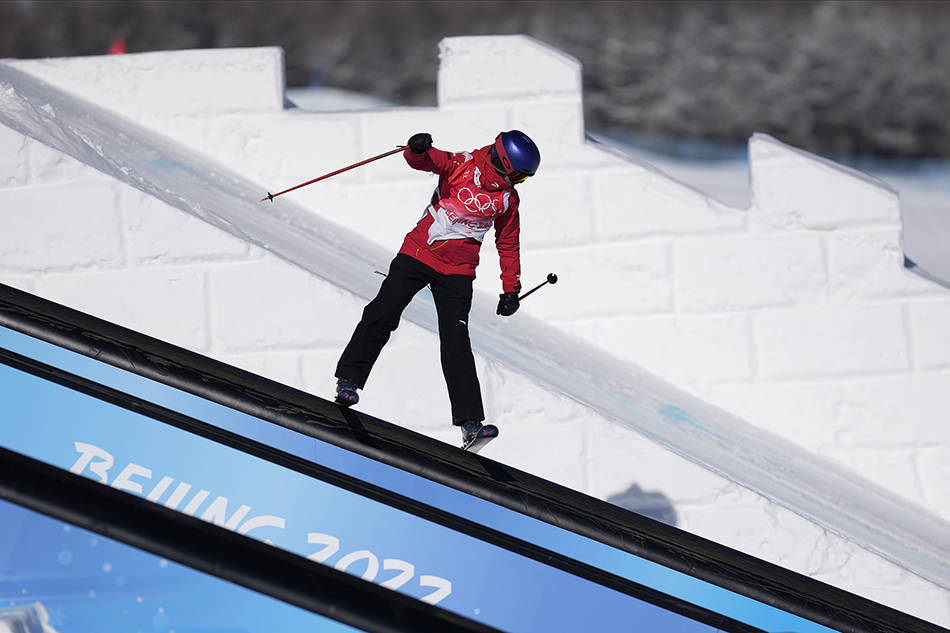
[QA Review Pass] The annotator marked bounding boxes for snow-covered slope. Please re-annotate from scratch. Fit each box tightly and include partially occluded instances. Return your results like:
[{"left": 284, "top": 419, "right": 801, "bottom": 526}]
[{"left": 1, "top": 40, "right": 949, "bottom": 625}]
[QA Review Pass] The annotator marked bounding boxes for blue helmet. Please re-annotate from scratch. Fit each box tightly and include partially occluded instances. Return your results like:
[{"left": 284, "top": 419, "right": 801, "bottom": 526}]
[{"left": 491, "top": 130, "right": 540, "bottom": 184}]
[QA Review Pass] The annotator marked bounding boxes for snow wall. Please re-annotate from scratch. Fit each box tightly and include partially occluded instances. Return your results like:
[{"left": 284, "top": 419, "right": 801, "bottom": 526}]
[{"left": 1, "top": 38, "right": 949, "bottom": 626}]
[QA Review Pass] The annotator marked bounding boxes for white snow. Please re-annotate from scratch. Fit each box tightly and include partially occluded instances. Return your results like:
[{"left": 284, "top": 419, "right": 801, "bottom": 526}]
[
  {"left": 606, "top": 132, "right": 950, "bottom": 289},
  {"left": 286, "top": 86, "right": 393, "bottom": 112},
  {"left": 1, "top": 38, "right": 949, "bottom": 626}
]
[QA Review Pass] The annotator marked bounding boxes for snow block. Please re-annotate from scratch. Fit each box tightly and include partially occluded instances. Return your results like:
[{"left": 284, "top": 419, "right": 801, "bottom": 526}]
[
  {"left": 487, "top": 412, "right": 589, "bottom": 488},
  {"left": 298, "top": 181, "right": 434, "bottom": 254},
  {"left": 0, "top": 182, "right": 123, "bottom": 272},
  {"left": 675, "top": 235, "right": 827, "bottom": 312},
  {"left": 200, "top": 111, "right": 364, "bottom": 190},
  {"left": 911, "top": 300, "right": 950, "bottom": 369},
  {"left": 519, "top": 241, "right": 672, "bottom": 318},
  {"left": 828, "top": 229, "right": 942, "bottom": 300},
  {"left": 0, "top": 125, "right": 28, "bottom": 187},
  {"left": 437, "top": 35, "right": 586, "bottom": 160},
  {"left": 571, "top": 314, "right": 753, "bottom": 386},
  {"left": 919, "top": 448, "right": 950, "bottom": 521},
  {"left": 749, "top": 133, "right": 900, "bottom": 230},
  {"left": 832, "top": 374, "right": 950, "bottom": 450},
  {"left": 510, "top": 100, "right": 585, "bottom": 159},
  {"left": 518, "top": 175, "right": 595, "bottom": 247},
  {"left": 358, "top": 106, "right": 510, "bottom": 181},
  {"left": 36, "top": 268, "right": 208, "bottom": 350},
  {"left": 4, "top": 47, "right": 284, "bottom": 120},
  {"left": 210, "top": 260, "right": 364, "bottom": 352},
  {"left": 597, "top": 168, "right": 746, "bottom": 238},
  {"left": 824, "top": 446, "right": 926, "bottom": 507},
  {"left": 0, "top": 274, "right": 35, "bottom": 294},
  {"left": 710, "top": 374, "right": 950, "bottom": 457},
  {"left": 756, "top": 304, "right": 909, "bottom": 378},
  {"left": 438, "top": 35, "right": 582, "bottom": 105},
  {"left": 361, "top": 105, "right": 510, "bottom": 151},
  {"left": 26, "top": 137, "right": 95, "bottom": 185},
  {"left": 121, "top": 187, "right": 249, "bottom": 265},
  {"left": 586, "top": 420, "right": 731, "bottom": 508}
]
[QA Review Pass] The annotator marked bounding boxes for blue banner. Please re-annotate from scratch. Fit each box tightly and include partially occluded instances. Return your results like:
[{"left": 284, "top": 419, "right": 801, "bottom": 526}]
[
  {"left": 0, "top": 499, "right": 358, "bottom": 632},
  {"left": 0, "top": 324, "right": 834, "bottom": 633}
]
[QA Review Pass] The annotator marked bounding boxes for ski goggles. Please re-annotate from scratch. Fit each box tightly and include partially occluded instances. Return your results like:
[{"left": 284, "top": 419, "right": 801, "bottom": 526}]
[{"left": 491, "top": 141, "right": 532, "bottom": 185}]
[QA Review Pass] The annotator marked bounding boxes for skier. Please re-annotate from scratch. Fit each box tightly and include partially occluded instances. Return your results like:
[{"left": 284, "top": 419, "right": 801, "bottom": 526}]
[{"left": 334, "top": 130, "right": 541, "bottom": 449}]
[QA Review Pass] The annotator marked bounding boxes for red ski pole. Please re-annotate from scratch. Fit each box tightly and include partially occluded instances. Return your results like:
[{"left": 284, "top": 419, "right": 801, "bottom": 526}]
[{"left": 261, "top": 146, "right": 406, "bottom": 202}]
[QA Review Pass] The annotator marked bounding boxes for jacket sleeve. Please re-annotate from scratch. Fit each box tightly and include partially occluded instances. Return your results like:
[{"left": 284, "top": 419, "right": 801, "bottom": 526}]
[
  {"left": 404, "top": 146, "right": 455, "bottom": 176},
  {"left": 494, "top": 195, "right": 522, "bottom": 293}
]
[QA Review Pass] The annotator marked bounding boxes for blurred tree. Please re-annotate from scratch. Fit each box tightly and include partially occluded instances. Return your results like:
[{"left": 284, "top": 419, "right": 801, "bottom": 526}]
[{"left": 2, "top": 0, "right": 949, "bottom": 159}]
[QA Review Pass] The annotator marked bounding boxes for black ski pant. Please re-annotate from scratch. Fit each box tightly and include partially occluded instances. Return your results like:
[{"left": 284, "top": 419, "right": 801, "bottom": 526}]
[{"left": 335, "top": 254, "right": 484, "bottom": 425}]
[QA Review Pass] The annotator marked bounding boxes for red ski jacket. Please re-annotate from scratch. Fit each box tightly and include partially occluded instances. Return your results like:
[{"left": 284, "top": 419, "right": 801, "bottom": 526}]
[{"left": 399, "top": 144, "right": 522, "bottom": 293}]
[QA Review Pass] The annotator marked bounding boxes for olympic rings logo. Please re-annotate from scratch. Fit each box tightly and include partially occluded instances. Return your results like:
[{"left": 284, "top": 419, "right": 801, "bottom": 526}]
[{"left": 456, "top": 187, "right": 497, "bottom": 216}]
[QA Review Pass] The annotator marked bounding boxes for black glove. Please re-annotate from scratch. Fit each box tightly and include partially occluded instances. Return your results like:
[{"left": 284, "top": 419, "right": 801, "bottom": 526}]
[
  {"left": 496, "top": 291, "right": 520, "bottom": 317},
  {"left": 407, "top": 132, "right": 432, "bottom": 154}
]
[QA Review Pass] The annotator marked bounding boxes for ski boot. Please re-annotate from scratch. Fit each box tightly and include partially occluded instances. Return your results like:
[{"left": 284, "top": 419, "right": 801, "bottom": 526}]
[
  {"left": 335, "top": 378, "right": 359, "bottom": 407},
  {"left": 460, "top": 419, "right": 499, "bottom": 453}
]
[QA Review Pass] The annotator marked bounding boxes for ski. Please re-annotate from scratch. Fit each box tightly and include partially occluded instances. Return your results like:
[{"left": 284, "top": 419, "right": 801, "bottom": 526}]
[
  {"left": 462, "top": 424, "right": 499, "bottom": 453},
  {"left": 334, "top": 379, "right": 359, "bottom": 407}
]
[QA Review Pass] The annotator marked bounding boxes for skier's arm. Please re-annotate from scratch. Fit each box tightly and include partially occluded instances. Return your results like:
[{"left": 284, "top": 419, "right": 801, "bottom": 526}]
[
  {"left": 404, "top": 132, "right": 454, "bottom": 175},
  {"left": 494, "top": 201, "right": 522, "bottom": 294}
]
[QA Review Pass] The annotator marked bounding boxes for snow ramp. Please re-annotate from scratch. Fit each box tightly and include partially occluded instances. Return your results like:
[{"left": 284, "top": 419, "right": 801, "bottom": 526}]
[{"left": 0, "top": 282, "right": 945, "bottom": 633}]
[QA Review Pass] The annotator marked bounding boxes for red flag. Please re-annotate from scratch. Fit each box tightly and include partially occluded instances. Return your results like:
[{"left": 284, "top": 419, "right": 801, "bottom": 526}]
[{"left": 108, "top": 38, "right": 127, "bottom": 55}]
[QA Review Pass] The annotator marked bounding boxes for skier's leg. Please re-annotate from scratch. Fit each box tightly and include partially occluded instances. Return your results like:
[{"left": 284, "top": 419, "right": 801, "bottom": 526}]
[
  {"left": 335, "top": 254, "right": 428, "bottom": 388},
  {"left": 430, "top": 273, "right": 485, "bottom": 425}
]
